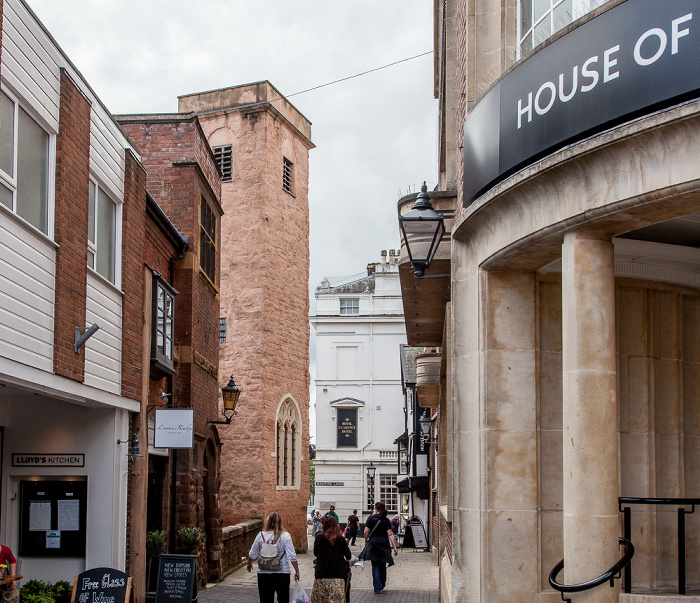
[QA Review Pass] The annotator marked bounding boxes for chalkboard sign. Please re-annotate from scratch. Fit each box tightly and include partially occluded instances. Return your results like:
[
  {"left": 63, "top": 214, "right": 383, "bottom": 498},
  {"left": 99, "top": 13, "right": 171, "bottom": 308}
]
[
  {"left": 408, "top": 517, "right": 428, "bottom": 549},
  {"left": 155, "top": 555, "right": 197, "bottom": 603},
  {"left": 71, "top": 567, "right": 131, "bottom": 603}
]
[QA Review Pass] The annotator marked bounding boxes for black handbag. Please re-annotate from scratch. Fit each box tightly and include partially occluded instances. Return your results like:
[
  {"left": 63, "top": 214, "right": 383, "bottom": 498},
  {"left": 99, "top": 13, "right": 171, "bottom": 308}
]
[{"left": 358, "top": 517, "right": 381, "bottom": 560}]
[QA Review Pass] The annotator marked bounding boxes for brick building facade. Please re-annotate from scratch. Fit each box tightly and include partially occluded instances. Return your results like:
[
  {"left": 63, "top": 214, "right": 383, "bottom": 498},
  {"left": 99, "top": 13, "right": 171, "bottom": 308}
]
[
  {"left": 178, "top": 83, "right": 313, "bottom": 550},
  {"left": 118, "top": 114, "right": 226, "bottom": 586}
]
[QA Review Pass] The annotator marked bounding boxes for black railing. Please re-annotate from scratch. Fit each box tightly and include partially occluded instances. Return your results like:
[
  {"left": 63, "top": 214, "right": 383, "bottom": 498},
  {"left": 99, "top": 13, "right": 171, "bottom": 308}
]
[
  {"left": 549, "top": 537, "right": 634, "bottom": 602},
  {"left": 618, "top": 497, "right": 700, "bottom": 595}
]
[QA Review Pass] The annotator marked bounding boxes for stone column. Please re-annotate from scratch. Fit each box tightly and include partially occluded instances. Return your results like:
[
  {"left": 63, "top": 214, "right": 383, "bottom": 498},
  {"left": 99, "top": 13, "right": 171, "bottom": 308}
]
[{"left": 561, "top": 230, "right": 619, "bottom": 602}]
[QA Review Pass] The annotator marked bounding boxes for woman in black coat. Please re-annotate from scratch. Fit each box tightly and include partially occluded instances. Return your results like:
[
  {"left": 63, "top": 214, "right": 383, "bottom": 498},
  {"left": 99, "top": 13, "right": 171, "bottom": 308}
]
[
  {"left": 362, "top": 501, "right": 399, "bottom": 594},
  {"left": 312, "top": 516, "right": 352, "bottom": 603}
]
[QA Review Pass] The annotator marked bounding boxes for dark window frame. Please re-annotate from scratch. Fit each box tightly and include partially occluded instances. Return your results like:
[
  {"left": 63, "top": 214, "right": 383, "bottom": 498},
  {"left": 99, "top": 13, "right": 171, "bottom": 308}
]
[
  {"left": 151, "top": 272, "right": 177, "bottom": 376},
  {"left": 199, "top": 196, "right": 217, "bottom": 284}
]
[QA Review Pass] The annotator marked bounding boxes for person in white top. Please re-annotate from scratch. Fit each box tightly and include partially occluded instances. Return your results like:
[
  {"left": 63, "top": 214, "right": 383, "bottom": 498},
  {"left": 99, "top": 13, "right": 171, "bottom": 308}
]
[{"left": 247, "top": 511, "right": 300, "bottom": 603}]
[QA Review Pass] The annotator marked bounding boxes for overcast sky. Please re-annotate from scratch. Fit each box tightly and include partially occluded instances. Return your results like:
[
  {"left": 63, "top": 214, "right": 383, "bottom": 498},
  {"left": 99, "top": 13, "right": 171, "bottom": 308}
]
[{"left": 27, "top": 0, "right": 438, "bottom": 434}]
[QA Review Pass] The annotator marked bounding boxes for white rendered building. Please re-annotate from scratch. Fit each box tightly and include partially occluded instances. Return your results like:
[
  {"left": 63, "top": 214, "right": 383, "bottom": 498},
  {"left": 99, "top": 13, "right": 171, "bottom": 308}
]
[{"left": 311, "top": 250, "right": 407, "bottom": 527}]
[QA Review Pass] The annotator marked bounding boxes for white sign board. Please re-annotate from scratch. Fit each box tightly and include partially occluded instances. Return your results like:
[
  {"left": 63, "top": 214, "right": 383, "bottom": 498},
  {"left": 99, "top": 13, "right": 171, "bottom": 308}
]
[
  {"left": 409, "top": 517, "right": 428, "bottom": 549},
  {"left": 154, "top": 409, "right": 194, "bottom": 449}
]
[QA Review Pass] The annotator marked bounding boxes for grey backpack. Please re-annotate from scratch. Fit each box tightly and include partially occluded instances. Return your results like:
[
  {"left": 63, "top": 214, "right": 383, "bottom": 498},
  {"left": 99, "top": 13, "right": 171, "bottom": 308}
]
[{"left": 258, "top": 533, "right": 285, "bottom": 571}]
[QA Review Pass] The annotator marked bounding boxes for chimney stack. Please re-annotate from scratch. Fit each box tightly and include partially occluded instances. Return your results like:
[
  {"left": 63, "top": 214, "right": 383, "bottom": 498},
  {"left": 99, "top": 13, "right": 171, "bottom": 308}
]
[
  {"left": 389, "top": 249, "right": 396, "bottom": 266},
  {"left": 381, "top": 250, "right": 387, "bottom": 265}
]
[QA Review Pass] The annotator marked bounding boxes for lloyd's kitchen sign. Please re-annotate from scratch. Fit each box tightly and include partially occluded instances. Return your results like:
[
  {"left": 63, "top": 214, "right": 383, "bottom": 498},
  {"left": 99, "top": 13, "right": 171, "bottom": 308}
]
[
  {"left": 154, "top": 408, "right": 194, "bottom": 449},
  {"left": 464, "top": 0, "right": 700, "bottom": 205}
]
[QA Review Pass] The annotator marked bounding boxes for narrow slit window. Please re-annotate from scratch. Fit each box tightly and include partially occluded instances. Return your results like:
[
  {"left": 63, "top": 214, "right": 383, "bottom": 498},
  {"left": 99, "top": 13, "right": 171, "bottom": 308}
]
[{"left": 283, "top": 157, "right": 293, "bottom": 195}]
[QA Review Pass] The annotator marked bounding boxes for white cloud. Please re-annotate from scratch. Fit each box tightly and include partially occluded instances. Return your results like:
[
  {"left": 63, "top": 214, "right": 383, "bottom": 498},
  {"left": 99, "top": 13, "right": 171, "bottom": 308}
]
[{"left": 27, "top": 0, "right": 437, "bottom": 440}]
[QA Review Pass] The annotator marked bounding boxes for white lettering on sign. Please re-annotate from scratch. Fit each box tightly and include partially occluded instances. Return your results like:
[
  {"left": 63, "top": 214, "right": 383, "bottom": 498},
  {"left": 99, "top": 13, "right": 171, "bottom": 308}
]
[{"left": 517, "top": 13, "right": 693, "bottom": 129}]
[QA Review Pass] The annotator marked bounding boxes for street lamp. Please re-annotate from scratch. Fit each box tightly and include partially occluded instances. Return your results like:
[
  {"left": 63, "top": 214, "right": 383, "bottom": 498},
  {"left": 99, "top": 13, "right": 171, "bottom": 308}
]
[
  {"left": 366, "top": 462, "right": 376, "bottom": 511},
  {"left": 398, "top": 182, "right": 445, "bottom": 278},
  {"left": 210, "top": 375, "right": 241, "bottom": 425}
]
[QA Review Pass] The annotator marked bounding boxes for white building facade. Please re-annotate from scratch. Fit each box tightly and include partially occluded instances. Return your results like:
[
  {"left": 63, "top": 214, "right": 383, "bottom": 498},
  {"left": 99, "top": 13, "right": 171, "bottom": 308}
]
[
  {"left": 0, "top": 0, "right": 142, "bottom": 582},
  {"left": 311, "top": 251, "right": 408, "bottom": 527}
]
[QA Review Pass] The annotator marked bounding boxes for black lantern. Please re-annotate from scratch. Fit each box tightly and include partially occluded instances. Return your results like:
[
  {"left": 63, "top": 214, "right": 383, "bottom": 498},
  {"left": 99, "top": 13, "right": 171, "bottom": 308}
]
[
  {"left": 366, "top": 462, "right": 376, "bottom": 484},
  {"left": 210, "top": 375, "right": 241, "bottom": 425},
  {"left": 366, "top": 461, "right": 377, "bottom": 512},
  {"left": 398, "top": 182, "right": 445, "bottom": 277},
  {"left": 117, "top": 432, "right": 143, "bottom": 459}
]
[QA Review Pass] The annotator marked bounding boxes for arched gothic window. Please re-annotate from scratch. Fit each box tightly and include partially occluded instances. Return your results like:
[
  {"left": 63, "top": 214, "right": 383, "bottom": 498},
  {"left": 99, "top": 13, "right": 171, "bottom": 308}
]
[{"left": 276, "top": 397, "right": 301, "bottom": 488}]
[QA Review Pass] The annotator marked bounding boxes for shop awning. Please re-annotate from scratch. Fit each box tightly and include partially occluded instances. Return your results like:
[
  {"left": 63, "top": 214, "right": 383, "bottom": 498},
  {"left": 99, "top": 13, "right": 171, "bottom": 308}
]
[{"left": 395, "top": 475, "right": 430, "bottom": 499}]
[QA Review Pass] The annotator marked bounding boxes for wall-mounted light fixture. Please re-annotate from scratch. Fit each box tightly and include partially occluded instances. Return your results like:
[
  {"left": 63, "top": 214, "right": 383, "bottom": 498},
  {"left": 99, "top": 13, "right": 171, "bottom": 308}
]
[
  {"left": 398, "top": 182, "right": 446, "bottom": 278},
  {"left": 75, "top": 324, "right": 100, "bottom": 353},
  {"left": 117, "top": 432, "right": 143, "bottom": 459},
  {"left": 209, "top": 375, "right": 241, "bottom": 425},
  {"left": 419, "top": 410, "right": 433, "bottom": 445}
]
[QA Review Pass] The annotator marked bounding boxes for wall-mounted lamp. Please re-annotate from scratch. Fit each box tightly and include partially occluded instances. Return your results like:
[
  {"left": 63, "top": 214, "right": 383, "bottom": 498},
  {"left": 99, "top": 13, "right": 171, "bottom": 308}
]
[
  {"left": 398, "top": 182, "right": 446, "bottom": 279},
  {"left": 75, "top": 324, "right": 100, "bottom": 353},
  {"left": 147, "top": 390, "right": 172, "bottom": 413},
  {"left": 117, "top": 432, "right": 143, "bottom": 459},
  {"left": 209, "top": 375, "right": 241, "bottom": 425},
  {"left": 419, "top": 411, "right": 433, "bottom": 444}
]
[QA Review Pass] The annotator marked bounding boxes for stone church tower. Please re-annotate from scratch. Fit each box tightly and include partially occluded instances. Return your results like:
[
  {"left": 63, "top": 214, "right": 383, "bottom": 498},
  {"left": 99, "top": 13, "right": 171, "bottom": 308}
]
[{"left": 179, "top": 82, "right": 313, "bottom": 550}]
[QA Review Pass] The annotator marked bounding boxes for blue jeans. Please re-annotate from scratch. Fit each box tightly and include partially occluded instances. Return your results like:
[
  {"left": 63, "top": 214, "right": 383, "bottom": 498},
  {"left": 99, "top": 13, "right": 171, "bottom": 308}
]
[{"left": 371, "top": 561, "right": 386, "bottom": 593}]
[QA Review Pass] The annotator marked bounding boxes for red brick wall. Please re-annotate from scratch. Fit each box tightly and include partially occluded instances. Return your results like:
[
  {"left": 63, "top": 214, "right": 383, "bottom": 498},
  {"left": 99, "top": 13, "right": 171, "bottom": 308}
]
[
  {"left": 53, "top": 69, "right": 90, "bottom": 381},
  {"left": 121, "top": 150, "right": 147, "bottom": 399}
]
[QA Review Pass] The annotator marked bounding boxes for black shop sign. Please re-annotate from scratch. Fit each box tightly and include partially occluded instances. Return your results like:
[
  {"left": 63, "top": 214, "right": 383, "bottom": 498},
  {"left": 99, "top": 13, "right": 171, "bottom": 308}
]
[
  {"left": 337, "top": 409, "right": 357, "bottom": 448},
  {"left": 463, "top": 0, "right": 700, "bottom": 205},
  {"left": 72, "top": 567, "right": 131, "bottom": 603},
  {"left": 155, "top": 555, "right": 197, "bottom": 603}
]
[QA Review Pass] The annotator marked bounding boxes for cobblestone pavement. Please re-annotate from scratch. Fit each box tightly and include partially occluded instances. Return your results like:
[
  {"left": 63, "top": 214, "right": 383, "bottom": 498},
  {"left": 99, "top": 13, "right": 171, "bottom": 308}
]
[{"left": 199, "top": 535, "right": 439, "bottom": 603}]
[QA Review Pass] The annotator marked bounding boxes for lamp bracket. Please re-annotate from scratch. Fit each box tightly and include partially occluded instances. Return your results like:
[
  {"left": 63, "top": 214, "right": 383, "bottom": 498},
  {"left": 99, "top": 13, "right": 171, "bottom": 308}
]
[{"left": 75, "top": 324, "right": 100, "bottom": 353}]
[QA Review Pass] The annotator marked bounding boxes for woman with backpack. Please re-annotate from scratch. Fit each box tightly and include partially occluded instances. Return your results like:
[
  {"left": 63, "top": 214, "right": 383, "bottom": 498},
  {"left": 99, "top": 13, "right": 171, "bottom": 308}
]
[
  {"left": 247, "top": 512, "right": 300, "bottom": 603},
  {"left": 311, "top": 516, "right": 351, "bottom": 603}
]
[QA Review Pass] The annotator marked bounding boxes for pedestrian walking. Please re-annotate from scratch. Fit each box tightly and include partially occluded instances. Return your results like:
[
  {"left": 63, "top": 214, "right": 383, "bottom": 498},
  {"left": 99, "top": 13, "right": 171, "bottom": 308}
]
[
  {"left": 311, "top": 516, "right": 351, "bottom": 603},
  {"left": 247, "top": 511, "right": 300, "bottom": 603},
  {"left": 362, "top": 501, "right": 398, "bottom": 594},
  {"left": 323, "top": 505, "right": 339, "bottom": 523},
  {"left": 345, "top": 510, "right": 359, "bottom": 546},
  {"left": 312, "top": 510, "right": 323, "bottom": 536}
]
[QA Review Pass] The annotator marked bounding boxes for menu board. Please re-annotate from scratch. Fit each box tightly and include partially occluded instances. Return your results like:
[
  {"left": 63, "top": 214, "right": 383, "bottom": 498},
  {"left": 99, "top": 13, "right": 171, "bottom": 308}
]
[
  {"left": 71, "top": 568, "right": 131, "bottom": 603},
  {"left": 408, "top": 517, "right": 428, "bottom": 549},
  {"left": 155, "top": 555, "right": 197, "bottom": 603}
]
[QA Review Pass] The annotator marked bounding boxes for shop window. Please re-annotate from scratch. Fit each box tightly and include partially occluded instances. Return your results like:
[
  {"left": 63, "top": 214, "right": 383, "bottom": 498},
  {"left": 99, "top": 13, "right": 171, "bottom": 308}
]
[
  {"left": 0, "top": 90, "right": 51, "bottom": 235},
  {"left": 213, "top": 145, "right": 233, "bottom": 181},
  {"left": 151, "top": 272, "right": 177, "bottom": 375},
  {"left": 340, "top": 298, "right": 359, "bottom": 315},
  {"left": 380, "top": 474, "right": 398, "bottom": 514},
  {"left": 88, "top": 180, "right": 117, "bottom": 284},
  {"left": 276, "top": 398, "right": 301, "bottom": 489},
  {"left": 199, "top": 196, "right": 217, "bottom": 284},
  {"left": 283, "top": 157, "right": 294, "bottom": 195}
]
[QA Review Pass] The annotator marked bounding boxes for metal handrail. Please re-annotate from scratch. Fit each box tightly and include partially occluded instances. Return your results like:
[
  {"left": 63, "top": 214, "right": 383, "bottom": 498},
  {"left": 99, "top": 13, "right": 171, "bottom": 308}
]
[
  {"left": 549, "top": 537, "right": 634, "bottom": 603},
  {"left": 618, "top": 496, "right": 700, "bottom": 595}
]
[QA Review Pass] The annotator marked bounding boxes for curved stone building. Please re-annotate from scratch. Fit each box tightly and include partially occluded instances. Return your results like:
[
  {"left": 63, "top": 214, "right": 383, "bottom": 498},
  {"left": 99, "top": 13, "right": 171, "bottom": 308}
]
[{"left": 400, "top": 1, "right": 700, "bottom": 601}]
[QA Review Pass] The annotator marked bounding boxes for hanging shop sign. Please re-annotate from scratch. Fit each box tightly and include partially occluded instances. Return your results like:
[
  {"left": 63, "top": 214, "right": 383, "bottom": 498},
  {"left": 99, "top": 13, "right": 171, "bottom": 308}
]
[
  {"left": 154, "top": 409, "right": 194, "bottom": 449},
  {"left": 463, "top": 0, "right": 700, "bottom": 205}
]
